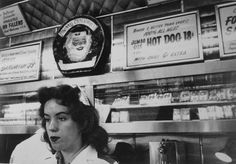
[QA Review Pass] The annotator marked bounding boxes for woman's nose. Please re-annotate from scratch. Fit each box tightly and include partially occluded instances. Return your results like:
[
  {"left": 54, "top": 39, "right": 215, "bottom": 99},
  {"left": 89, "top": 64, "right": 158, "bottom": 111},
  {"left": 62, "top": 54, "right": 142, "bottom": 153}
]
[{"left": 48, "top": 119, "right": 58, "bottom": 131}]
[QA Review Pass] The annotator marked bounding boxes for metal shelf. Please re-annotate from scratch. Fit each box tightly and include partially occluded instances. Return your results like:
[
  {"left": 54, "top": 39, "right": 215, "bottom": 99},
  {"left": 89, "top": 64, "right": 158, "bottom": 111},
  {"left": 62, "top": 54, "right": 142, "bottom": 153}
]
[
  {"left": 111, "top": 100, "right": 236, "bottom": 109},
  {"left": 0, "top": 125, "right": 40, "bottom": 134},
  {"left": 0, "top": 59, "right": 236, "bottom": 94},
  {"left": 101, "top": 119, "right": 236, "bottom": 134},
  {"left": 0, "top": 120, "right": 236, "bottom": 134}
]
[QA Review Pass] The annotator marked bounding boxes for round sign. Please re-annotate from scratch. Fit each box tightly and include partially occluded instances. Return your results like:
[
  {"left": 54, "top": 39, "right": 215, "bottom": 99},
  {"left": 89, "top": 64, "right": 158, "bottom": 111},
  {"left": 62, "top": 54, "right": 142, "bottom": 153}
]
[{"left": 53, "top": 15, "right": 108, "bottom": 76}]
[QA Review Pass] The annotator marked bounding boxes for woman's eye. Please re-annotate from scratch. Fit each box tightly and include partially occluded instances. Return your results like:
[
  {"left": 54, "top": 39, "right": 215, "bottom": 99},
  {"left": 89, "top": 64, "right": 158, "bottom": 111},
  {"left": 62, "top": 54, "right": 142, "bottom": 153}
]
[
  {"left": 44, "top": 118, "right": 50, "bottom": 122},
  {"left": 58, "top": 117, "right": 67, "bottom": 121}
]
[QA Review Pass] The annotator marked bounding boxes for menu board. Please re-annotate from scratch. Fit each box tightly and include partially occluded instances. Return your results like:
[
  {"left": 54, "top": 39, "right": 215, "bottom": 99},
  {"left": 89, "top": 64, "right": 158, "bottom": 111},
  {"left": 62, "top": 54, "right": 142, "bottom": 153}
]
[
  {"left": 0, "top": 42, "right": 41, "bottom": 84},
  {"left": 216, "top": 2, "right": 236, "bottom": 57},
  {"left": 0, "top": 5, "right": 30, "bottom": 36},
  {"left": 125, "top": 11, "right": 202, "bottom": 69}
]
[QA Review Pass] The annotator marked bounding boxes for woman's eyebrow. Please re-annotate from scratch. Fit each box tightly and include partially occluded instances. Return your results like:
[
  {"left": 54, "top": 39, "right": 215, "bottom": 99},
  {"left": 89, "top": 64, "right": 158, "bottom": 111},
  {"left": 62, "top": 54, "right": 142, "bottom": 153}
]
[
  {"left": 44, "top": 112, "right": 70, "bottom": 117},
  {"left": 55, "top": 112, "right": 70, "bottom": 116}
]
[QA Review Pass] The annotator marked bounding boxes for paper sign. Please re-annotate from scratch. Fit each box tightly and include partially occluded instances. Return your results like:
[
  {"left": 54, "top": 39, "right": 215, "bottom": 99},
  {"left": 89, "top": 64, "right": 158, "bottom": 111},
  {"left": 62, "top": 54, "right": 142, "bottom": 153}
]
[
  {"left": 0, "top": 42, "right": 41, "bottom": 84},
  {"left": 0, "top": 5, "right": 30, "bottom": 36},
  {"left": 216, "top": 2, "right": 236, "bottom": 57},
  {"left": 125, "top": 11, "right": 202, "bottom": 69}
]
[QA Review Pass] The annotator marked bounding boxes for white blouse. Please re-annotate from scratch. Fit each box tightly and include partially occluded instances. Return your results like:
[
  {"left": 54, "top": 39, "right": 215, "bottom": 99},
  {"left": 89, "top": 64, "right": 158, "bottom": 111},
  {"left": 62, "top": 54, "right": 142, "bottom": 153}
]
[{"left": 43, "top": 145, "right": 118, "bottom": 164}]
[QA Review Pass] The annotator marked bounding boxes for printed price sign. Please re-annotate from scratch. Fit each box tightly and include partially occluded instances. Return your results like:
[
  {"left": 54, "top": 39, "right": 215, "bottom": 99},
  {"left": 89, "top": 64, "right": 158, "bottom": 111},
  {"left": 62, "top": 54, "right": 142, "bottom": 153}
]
[
  {"left": 0, "top": 5, "right": 30, "bottom": 36},
  {"left": 125, "top": 11, "right": 202, "bottom": 69},
  {"left": 0, "top": 42, "right": 41, "bottom": 84},
  {"left": 216, "top": 2, "right": 236, "bottom": 57}
]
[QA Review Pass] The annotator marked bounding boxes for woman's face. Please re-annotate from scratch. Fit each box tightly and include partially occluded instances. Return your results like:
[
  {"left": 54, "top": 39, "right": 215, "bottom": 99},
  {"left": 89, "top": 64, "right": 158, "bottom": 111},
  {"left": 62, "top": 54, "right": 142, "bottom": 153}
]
[
  {"left": 64, "top": 31, "right": 92, "bottom": 62},
  {"left": 44, "top": 99, "right": 82, "bottom": 152}
]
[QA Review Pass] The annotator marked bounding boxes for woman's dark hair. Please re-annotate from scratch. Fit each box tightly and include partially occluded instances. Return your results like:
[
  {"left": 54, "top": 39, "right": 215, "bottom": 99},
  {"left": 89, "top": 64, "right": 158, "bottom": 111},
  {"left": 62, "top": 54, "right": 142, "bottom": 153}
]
[{"left": 37, "top": 84, "right": 109, "bottom": 154}]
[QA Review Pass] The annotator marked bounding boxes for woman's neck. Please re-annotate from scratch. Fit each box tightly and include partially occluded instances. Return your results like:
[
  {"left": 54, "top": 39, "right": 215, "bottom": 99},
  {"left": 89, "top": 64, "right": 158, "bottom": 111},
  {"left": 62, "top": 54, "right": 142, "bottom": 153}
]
[{"left": 61, "top": 144, "right": 87, "bottom": 164}]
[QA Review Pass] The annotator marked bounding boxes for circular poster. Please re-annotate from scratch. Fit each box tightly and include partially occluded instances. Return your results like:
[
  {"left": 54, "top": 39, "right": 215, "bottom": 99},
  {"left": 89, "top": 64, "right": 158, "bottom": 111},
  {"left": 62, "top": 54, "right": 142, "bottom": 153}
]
[{"left": 53, "top": 15, "right": 108, "bottom": 76}]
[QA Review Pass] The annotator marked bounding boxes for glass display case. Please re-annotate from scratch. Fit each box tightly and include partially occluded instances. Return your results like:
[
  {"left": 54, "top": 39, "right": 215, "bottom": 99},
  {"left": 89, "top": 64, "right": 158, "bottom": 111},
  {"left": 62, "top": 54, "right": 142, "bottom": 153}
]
[
  {"left": 0, "top": 91, "right": 40, "bottom": 135},
  {"left": 0, "top": 59, "right": 236, "bottom": 134},
  {"left": 93, "top": 71, "right": 236, "bottom": 134},
  {"left": 95, "top": 72, "right": 236, "bottom": 122},
  {"left": 0, "top": 92, "right": 40, "bottom": 125}
]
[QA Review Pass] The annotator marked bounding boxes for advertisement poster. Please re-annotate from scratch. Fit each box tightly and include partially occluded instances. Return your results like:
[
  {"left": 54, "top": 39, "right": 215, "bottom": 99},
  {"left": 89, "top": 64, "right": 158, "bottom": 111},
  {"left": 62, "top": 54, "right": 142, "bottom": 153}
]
[
  {"left": 125, "top": 11, "right": 202, "bottom": 69},
  {"left": 216, "top": 2, "right": 236, "bottom": 57},
  {"left": 53, "top": 15, "right": 107, "bottom": 76},
  {"left": 0, "top": 5, "right": 30, "bottom": 36},
  {"left": 0, "top": 42, "right": 41, "bottom": 84}
]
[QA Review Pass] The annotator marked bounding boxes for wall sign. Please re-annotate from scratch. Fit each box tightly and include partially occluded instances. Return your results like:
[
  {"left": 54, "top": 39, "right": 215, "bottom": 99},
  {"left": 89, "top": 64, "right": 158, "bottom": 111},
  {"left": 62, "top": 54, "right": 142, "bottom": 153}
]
[
  {"left": 216, "top": 2, "right": 236, "bottom": 58},
  {"left": 0, "top": 5, "right": 30, "bottom": 36},
  {"left": 53, "top": 15, "right": 108, "bottom": 76},
  {"left": 0, "top": 42, "right": 41, "bottom": 84},
  {"left": 125, "top": 11, "right": 202, "bottom": 69}
]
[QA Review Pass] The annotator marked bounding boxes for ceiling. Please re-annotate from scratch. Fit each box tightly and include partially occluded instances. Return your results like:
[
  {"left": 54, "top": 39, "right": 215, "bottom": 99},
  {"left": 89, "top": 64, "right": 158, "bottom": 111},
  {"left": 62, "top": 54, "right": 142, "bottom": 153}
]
[{"left": 0, "top": 0, "right": 147, "bottom": 37}]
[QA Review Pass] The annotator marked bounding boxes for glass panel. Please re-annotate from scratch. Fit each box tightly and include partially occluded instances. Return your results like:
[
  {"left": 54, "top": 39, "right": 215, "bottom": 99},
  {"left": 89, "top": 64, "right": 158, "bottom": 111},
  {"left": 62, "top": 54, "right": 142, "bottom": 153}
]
[
  {"left": 0, "top": 91, "right": 41, "bottom": 125},
  {"left": 94, "top": 72, "right": 236, "bottom": 123}
]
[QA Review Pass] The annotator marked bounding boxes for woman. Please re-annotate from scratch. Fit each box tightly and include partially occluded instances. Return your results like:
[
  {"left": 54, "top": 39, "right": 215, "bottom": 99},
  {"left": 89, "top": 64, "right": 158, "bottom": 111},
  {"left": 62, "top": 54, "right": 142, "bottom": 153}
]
[
  {"left": 37, "top": 84, "right": 117, "bottom": 164},
  {"left": 63, "top": 27, "right": 93, "bottom": 62}
]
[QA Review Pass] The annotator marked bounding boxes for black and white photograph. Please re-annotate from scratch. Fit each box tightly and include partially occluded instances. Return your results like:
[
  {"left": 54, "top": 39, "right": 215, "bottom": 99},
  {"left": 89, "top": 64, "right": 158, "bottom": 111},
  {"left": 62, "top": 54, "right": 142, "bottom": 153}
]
[{"left": 0, "top": 0, "right": 236, "bottom": 164}]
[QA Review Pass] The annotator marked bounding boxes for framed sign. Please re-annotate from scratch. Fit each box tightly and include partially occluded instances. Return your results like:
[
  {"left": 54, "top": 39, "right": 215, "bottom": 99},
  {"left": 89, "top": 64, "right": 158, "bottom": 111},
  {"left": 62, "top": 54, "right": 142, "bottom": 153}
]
[
  {"left": 125, "top": 11, "right": 202, "bottom": 69},
  {"left": 216, "top": 2, "right": 236, "bottom": 58},
  {"left": 53, "top": 15, "right": 108, "bottom": 76},
  {"left": 0, "top": 5, "right": 30, "bottom": 36},
  {"left": 0, "top": 42, "right": 41, "bottom": 84}
]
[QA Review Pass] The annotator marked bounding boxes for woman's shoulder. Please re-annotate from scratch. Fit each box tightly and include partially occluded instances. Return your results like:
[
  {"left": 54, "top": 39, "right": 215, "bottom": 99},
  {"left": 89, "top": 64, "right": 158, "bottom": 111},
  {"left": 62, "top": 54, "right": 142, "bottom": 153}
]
[{"left": 98, "top": 154, "right": 118, "bottom": 164}]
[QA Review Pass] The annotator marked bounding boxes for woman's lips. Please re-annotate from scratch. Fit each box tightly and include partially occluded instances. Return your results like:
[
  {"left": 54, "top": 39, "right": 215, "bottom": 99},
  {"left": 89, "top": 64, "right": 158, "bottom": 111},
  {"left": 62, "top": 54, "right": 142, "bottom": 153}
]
[
  {"left": 50, "top": 136, "right": 60, "bottom": 143},
  {"left": 76, "top": 47, "right": 84, "bottom": 50}
]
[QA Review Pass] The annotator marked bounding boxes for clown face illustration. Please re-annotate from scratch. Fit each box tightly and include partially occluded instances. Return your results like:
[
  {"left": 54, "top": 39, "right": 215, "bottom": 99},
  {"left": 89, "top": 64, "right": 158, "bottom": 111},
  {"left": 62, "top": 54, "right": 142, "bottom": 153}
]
[{"left": 64, "top": 30, "right": 92, "bottom": 62}]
